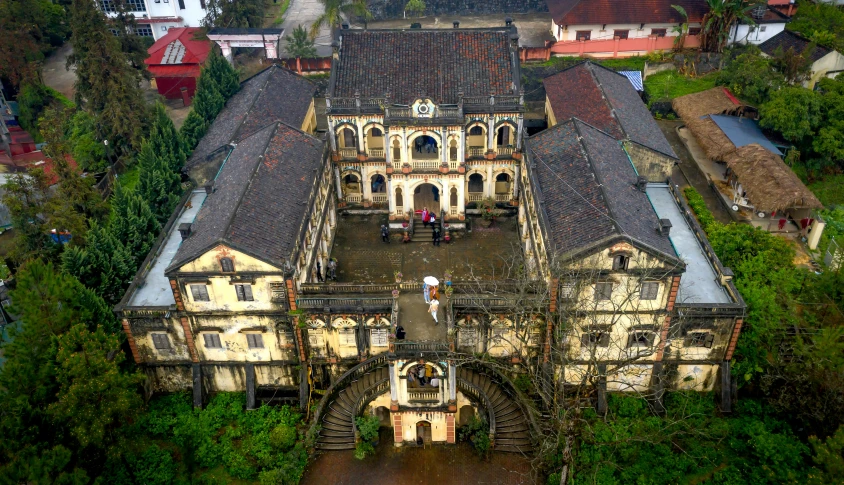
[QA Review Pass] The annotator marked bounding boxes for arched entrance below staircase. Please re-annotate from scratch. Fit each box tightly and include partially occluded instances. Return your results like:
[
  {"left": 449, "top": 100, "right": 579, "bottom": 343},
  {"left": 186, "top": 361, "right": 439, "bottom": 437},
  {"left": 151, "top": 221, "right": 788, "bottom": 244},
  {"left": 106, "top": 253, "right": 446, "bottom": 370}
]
[
  {"left": 413, "top": 183, "right": 440, "bottom": 214},
  {"left": 416, "top": 421, "right": 432, "bottom": 445}
]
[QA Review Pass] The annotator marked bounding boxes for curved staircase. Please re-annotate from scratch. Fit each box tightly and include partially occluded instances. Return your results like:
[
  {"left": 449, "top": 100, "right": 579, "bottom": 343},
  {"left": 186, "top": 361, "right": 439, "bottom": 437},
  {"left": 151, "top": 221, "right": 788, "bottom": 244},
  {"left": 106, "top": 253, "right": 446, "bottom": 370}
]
[
  {"left": 457, "top": 367, "right": 533, "bottom": 453},
  {"left": 315, "top": 366, "right": 389, "bottom": 450}
]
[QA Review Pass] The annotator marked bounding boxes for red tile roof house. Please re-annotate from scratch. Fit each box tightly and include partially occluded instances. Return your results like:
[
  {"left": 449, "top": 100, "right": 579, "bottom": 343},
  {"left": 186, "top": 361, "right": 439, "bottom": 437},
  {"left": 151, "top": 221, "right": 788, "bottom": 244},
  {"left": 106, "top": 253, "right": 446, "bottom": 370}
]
[
  {"left": 546, "top": 0, "right": 709, "bottom": 57},
  {"left": 145, "top": 27, "right": 211, "bottom": 100}
]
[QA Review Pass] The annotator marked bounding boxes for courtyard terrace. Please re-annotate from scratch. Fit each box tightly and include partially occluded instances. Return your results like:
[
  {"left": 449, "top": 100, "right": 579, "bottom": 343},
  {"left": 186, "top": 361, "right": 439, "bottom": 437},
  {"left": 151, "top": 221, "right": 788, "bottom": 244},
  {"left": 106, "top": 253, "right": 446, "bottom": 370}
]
[{"left": 330, "top": 214, "right": 522, "bottom": 284}]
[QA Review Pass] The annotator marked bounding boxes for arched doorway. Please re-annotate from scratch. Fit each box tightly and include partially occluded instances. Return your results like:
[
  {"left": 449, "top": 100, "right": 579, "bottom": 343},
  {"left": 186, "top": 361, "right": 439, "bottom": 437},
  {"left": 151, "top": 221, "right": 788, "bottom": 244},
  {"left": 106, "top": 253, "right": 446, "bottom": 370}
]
[
  {"left": 371, "top": 174, "right": 386, "bottom": 193},
  {"left": 468, "top": 173, "right": 484, "bottom": 201},
  {"left": 458, "top": 405, "right": 475, "bottom": 426},
  {"left": 374, "top": 406, "right": 391, "bottom": 427},
  {"left": 342, "top": 173, "right": 361, "bottom": 195},
  {"left": 412, "top": 135, "right": 438, "bottom": 159},
  {"left": 416, "top": 421, "right": 432, "bottom": 445},
  {"left": 495, "top": 173, "right": 511, "bottom": 198},
  {"left": 414, "top": 183, "right": 440, "bottom": 213}
]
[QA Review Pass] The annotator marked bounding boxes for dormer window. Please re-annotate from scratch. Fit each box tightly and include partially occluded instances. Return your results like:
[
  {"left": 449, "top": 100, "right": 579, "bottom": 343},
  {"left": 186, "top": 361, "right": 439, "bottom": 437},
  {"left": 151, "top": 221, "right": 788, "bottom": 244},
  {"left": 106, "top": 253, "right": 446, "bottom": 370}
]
[
  {"left": 612, "top": 254, "right": 629, "bottom": 271},
  {"left": 220, "top": 257, "right": 235, "bottom": 273}
]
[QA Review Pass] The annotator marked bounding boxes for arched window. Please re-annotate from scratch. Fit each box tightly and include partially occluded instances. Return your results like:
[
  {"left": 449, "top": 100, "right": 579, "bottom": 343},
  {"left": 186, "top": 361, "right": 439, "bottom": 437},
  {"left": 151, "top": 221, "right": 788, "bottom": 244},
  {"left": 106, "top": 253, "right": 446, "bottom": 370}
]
[
  {"left": 220, "top": 257, "right": 234, "bottom": 273},
  {"left": 450, "top": 187, "right": 458, "bottom": 207},
  {"left": 495, "top": 173, "right": 511, "bottom": 194},
  {"left": 468, "top": 126, "right": 483, "bottom": 136},
  {"left": 497, "top": 125, "right": 512, "bottom": 146},
  {"left": 371, "top": 174, "right": 386, "bottom": 193},
  {"left": 340, "top": 127, "right": 356, "bottom": 148},
  {"left": 343, "top": 174, "right": 361, "bottom": 193},
  {"left": 468, "top": 173, "right": 484, "bottom": 193},
  {"left": 370, "top": 127, "right": 383, "bottom": 137},
  {"left": 392, "top": 139, "right": 401, "bottom": 161},
  {"left": 395, "top": 188, "right": 403, "bottom": 208},
  {"left": 449, "top": 139, "right": 458, "bottom": 161}
]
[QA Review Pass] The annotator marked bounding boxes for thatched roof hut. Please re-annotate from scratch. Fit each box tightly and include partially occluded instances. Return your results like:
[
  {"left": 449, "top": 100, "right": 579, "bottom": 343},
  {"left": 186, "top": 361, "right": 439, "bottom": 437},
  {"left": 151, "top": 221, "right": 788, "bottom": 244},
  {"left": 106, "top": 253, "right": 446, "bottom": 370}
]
[
  {"left": 673, "top": 87, "right": 822, "bottom": 213},
  {"left": 724, "top": 144, "right": 823, "bottom": 212}
]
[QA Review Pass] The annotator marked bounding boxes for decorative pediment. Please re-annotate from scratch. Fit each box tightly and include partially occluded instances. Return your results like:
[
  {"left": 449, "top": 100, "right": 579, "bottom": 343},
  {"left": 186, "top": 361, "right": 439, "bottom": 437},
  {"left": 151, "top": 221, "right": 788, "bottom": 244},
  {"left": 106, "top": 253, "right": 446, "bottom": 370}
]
[
  {"left": 608, "top": 242, "right": 634, "bottom": 254},
  {"left": 332, "top": 317, "right": 357, "bottom": 328},
  {"left": 365, "top": 316, "right": 391, "bottom": 327},
  {"left": 412, "top": 98, "right": 436, "bottom": 118},
  {"left": 307, "top": 317, "right": 326, "bottom": 329}
]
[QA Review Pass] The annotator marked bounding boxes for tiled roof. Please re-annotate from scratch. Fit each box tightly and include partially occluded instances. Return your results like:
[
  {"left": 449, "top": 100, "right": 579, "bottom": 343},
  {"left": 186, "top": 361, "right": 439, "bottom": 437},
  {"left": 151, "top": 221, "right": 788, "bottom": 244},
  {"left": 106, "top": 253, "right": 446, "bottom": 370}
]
[
  {"left": 547, "top": 0, "right": 709, "bottom": 24},
  {"left": 545, "top": 62, "right": 677, "bottom": 158},
  {"left": 331, "top": 29, "right": 518, "bottom": 104},
  {"left": 167, "top": 122, "right": 325, "bottom": 271},
  {"left": 760, "top": 30, "right": 832, "bottom": 63},
  {"left": 145, "top": 28, "right": 210, "bottom": 66},
  {"left": 526, "top": 119, "right": 678, "bottom": 260},
  {"left": 186, "top": 65, "right": 317, "bottom": 170}
]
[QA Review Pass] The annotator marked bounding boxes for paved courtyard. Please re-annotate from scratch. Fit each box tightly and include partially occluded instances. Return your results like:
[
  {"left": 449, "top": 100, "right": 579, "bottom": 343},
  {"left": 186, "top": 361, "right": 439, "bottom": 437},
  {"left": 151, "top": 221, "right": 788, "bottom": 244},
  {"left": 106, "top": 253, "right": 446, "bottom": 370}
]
[{"left": 330, "top": 214, "right": 522, "bottom": 284}]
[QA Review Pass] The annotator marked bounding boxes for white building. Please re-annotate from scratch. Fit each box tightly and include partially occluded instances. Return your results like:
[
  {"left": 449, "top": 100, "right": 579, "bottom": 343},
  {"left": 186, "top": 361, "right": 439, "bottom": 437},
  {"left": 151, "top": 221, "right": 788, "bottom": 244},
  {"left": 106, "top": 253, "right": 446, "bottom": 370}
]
[
  {"left": 98, "top": 0, "right": 207, "bottom": 41},
  {"left": 726, "top": 5, "right": 790, "bottom": 46},
  {"left": 759, "top": 30, "right": 844, "bottom": 88}
]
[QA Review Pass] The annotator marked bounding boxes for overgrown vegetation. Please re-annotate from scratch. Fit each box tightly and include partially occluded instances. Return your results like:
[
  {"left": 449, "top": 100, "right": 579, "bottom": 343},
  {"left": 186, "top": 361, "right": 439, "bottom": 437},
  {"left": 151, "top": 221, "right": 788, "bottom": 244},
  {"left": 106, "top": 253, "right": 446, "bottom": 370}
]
[
  {"left": 787, "top": 0, "right": 844, "bottom": 52},
  {"left": 354, "top": 415, "right": 381, "bottom": 460},
  {"left": 643, "top": 69, "right": 718, "bottom": 105},
  {"left": 459, "top": 415, "right": 491, "bottom": 459}
]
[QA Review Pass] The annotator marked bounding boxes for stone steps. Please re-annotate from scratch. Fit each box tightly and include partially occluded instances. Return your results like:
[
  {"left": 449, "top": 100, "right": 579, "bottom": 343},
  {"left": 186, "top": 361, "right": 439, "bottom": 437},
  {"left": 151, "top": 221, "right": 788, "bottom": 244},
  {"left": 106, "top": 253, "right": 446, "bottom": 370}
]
[{"left": 458, "top": 367, "right": 533, "bottom": 453}]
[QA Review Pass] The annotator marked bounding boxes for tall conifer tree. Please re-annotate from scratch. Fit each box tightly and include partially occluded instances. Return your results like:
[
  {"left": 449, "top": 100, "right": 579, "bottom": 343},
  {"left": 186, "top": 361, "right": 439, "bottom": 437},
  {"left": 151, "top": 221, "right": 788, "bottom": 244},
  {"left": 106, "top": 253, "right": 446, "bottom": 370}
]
[
  {"left": 180, "top": 109, "right": 208, "bottom": 151},
  {"left": 110, "top": 183, "right": 161, "bottom": 267}
]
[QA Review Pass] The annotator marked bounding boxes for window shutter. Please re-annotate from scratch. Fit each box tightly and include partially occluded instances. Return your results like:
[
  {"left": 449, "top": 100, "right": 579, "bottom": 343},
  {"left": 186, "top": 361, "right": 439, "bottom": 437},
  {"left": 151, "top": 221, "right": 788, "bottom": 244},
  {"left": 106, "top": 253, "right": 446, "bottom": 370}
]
[
  {"left": 191, "top": 285, "right": 209, "bottom": 301},
  {"left": 153, "top": 333, "right": 171, "bottom": 349},
  {"left": 247, "top": 334, "right": 264, "bottom": 349},
  {"left": 705, "top": 334, "right": 715, "bottom": 348},
  {"left": 244, "top": 285, "right": 253, "bottom": 301},
  {"left": 599, "top": 332, "right": 610, "bottom": 347},
  {"left": 371, "top": 329, "right": 388, "bottom": 347},
  {"left": 221, "top": 258, "right": 234, "bottom": 272},
  {"left": 339, "top": 328, "right": 357, "bottom": 347},
  {"left": 204, "top": 333, "right": 221, "bottom": 348},
  {"left": 580, "top": 333, "right": 590, "bottom": 347}
]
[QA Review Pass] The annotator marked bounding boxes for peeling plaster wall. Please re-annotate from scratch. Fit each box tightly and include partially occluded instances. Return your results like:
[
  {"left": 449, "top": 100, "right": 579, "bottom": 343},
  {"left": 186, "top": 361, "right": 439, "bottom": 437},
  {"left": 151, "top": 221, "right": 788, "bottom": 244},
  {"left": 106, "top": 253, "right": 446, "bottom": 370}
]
[
  {"left": 623, "top": 142, "right": 676, "bottom": 182},
  {"left": 147, "top": 365, "right": 193, "bottom": 392},
  {"left": 193, "top": 315, "right": 296, "bottom": 362},
  {"left": 132, "top": 317, "right": 193, "bottom": 363},
  {"left": 397, "top": 411, "right": 450, "bottom": 443}
]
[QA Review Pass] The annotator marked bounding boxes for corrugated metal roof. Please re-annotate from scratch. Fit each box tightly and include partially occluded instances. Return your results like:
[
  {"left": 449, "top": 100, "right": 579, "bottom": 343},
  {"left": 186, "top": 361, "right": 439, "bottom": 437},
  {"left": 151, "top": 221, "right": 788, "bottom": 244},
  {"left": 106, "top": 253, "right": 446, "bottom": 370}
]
[
  {"left": 708, "top": 114, "right": 782, "bottom": 156},
  {"left": 161, "top": 39, "right": 186, "bottom": 65},
  {"left": 619, "top": 70, "right": 643, "bottom": 91}
]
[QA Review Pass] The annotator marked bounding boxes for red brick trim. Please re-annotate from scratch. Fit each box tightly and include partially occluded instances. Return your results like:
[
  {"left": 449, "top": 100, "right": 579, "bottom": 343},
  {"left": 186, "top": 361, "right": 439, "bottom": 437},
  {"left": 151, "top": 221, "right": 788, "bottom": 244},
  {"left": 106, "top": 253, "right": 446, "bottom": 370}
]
[
  {"left": 392, "top": 413, "right": 403, "bottom": 444},
  {"left": 170, "top": 279, "right": 185, "bottom": 311},
  {"left": 179, "top": 317, "right": 199, "bottom": 362},
  {"left": 446, "top": 414, "right": 455, "bottom": 444},
  {"left": 655, "top": 276, "right": 682, "bottom": 361},
  {"left": 725, "top": 318, "right": 743, "bottom": 361},
  {"left": 122, "top": 319, "right": 142, "bottom": 363},
  {"left": 294, "top": 317, "right": 307, "bottom": 363},
  {"left": 286, "top": 279, "right": 297, "bottom": 310}
]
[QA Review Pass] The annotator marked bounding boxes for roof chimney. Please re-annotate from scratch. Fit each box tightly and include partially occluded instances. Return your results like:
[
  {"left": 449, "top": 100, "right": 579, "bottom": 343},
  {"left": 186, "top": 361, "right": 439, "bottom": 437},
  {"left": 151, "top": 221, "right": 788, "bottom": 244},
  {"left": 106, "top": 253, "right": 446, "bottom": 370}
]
[
  {"left": 204, "top": 184, "right": 213, "bottom": 194},
  {"left": 658, "top": 218, "right": 672, "bottom": 236},
  {"left": 178, "top": 223, "right": 192, "bottom": 240},
  {"left": 505, "top": 17, "right": 513, "bottom": 26},
  {"left": 453, "top": 21, "right": 460, "bottom": 28},
  {"left": 636, "top": 175, "right": 648, "bottom": 192}
]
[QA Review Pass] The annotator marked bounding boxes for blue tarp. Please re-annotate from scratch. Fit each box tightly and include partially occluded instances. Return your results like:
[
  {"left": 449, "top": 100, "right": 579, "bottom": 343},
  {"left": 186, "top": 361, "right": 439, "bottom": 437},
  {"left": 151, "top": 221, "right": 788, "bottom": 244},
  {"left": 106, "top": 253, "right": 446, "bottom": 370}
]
[
  {"left": 619, "top": 71, "right": 644, "bottom": 91},
  {"left": 708, "top": 114, "right": 783, "bottom": 156}
]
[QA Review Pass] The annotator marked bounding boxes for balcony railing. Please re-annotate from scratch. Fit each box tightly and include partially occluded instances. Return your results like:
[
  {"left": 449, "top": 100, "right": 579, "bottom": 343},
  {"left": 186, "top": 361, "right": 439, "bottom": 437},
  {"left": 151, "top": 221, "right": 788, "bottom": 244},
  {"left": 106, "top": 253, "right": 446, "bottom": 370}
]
[
  {"left": 450, "top": 207, "right": 458, "bottom": 216},
  {"left": 495, "top": 193, "right": 510, "bottom": 202},
  {"left": 410, "top": 160, "right": 441, "bottom": 171},
  {"left": 345, "top": 193, "right": 362, "bottom": 204},
  {"left": 339, "top": 148, "right": 357, "bottom": 159},
  {"left": 367, "top": 148, "right": 384, "bottom": 158},
  {"left": 384, "top": 106, "right": 463, "bottom": 125},
  {"left": 497, "top": 146, "right": 515, "bottom": 157},
  {"left": 463, "top": 95, "right": 522, "bottom": 112},
  {"left": 372, "top": 193, "right": 388, "bottom": 204},
  {"left": 448, "top": 160, "right": 459, "bottom": 171},
  {"left": 407, "top": 388, "right": 440, "bottom": 403},
  {"left": 467, "top": 146, "right": 485, "bottom": 158},
  {"left": 468, "top": 193, "right": 484, "bottom": 202}
]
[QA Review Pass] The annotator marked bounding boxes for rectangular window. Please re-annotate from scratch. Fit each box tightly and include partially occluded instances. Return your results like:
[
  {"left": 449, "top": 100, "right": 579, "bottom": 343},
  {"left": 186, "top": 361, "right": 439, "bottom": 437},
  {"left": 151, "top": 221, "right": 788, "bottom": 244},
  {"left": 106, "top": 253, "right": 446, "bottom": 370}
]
[
  {"left": 528, "top": 328, "right": 542, "bottom": 347},
  {"left": 595, "top": 282, "right": 613, "bottom": 301},
  {"left": 203, "top": 333, "right": 222, "bottom": 348},
  {"left": 651, "top": 28, "right": 667, "bottom": 37},
  {"left": 134, "top": 25, "right": 153, "bottom": 37},
  {"left": 614, "top": 29, "right": 629, "bottom": 39},
  {"left": 640, "top": 282, "right": 659, "bottom": 301},
  {"left": 627, "top": 331, "right": 654, "bottom": 348},
  {"left": 127, "top": 0, "right": 146, "bottom": 10},
  {"left": 308, "top": 330, "right": 326, "bottom": 356},
  {"left": 371, "top": 328, "right": 388, "bottom": 347},
  {"left": 277, "top": 326, "right": 294, "bottom": 346},
  {"left": 178, "top": 0, "right": 185, "bottom": 9},
  {"left": 490, "top": 328, "right": 507, "bottom": 346},
  {"left": 460, "top": 328, "right": 478, "bottom": 347},
  {"left": 580, "top": 332, "right": 610, "bottom": 347},
  {"left": 688, "top": 27, "right": 701, "bottom": 36},
  {"left": 338, "top": 328, "right": 357, "bottom": 347},
  {"left": 190, "top": 284, "right": 210, "bottom": 302},
  {"left": 246, "top": 333, "right": 264, "bottom": 349},
  {"left": 575, "top": 30, "right": 591, "bottom": 41},
  {"left": 100, "top": 0, "right": 116, "bottom": 12},
  {"left": 560, "top": 282, "right": 577, "bottom": 300},
  {"left": 235, "top": 284, "right": 254, "bottom": 301},
  {"left": 612, "top": 255, "right": 629, "bottom": 270},
  {"left": 151, "top": 333, "right": 171, "bottom": 350},
  {"left": 686, "top": 332, "right": 715, "bottom": 348}
]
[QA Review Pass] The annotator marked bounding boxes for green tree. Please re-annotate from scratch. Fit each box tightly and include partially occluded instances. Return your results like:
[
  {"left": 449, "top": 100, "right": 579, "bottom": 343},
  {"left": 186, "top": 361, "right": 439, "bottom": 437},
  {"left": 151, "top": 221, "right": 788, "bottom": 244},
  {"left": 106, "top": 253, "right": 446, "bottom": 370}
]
[
  {"left": 180, "top": 109, "right": 208, "bottom": 151},
  {"left": 48, "top": 323, "right": 145, "bottom": 450},
  {"left": 309, "top": 0, "right": 371, "bottom": 39},
  {"left": 61, "top": 221, "right": 135, "bottom": 303},
  {"left": 788, "top": 1, "right": 844, "bottom": 52},
  {"left": 148, "top": 102, "right": 187, "bottom": 173},
  {"left": 0, "top": 0, "right": 70, "bottom": 89},
  {"left": 1, "top": 169, "right": 59, "bottom": 264},
  {"left": 111, "top": 0, "right": 153, "bottom": 79},
  {"left": 206, "top": 50, "right": 241, "bottom": 99},
  {"left": 193, "top": 68, "right": 225, "bottom": 124},
  {"left": 700, "top": 0, "right": 758, "bottom": 53},
  {"left": 771, "top": 45, "right": 813, "bottom": 85},
  {"left": 717, "top": 50, "right": 786, "bottom": 104},
  {"left": 110, "top": 183, "right": 161, "bottom": 268},
  {"left": 808, "top": 426, "right": 844, "bottom": 485},
  {"left": 17, "top": 82, "right": 67, "bottom": 141},
  {"left": 285, "top": 24, "right": 318, "bottom": 59},
  {"left": 404, "top": 0, "right": 425, "bottom": 18},
  {"left": 671, "top": 5, "right": 690, "bottom": 49},
  {"left": 68, "top": 0, "right": 148, "bottom": 156},
  {"left": 203, "top": 0, "right": 267, "bottom": 28},
  {"left": 136, "top": 136, "right": 183, "bottom": 222},
  {"left": 66, "top": 110, "right": 109, "bottom": 173},
  {"left": 759, "top": 87, "right": 823, "bottom": 142}
]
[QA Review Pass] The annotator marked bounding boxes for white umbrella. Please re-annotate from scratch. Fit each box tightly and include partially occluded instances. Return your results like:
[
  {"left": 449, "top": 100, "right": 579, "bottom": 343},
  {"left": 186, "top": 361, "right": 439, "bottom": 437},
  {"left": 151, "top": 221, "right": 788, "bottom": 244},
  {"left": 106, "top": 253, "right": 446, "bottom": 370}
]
[{"left": 424, "top": 276, "right": 439, "bottom": 286}]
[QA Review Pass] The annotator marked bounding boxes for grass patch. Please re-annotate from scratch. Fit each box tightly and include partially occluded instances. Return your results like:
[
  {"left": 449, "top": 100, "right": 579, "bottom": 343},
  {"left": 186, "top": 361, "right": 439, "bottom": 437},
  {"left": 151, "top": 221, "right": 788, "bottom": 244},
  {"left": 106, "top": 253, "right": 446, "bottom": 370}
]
[
  {"left": 808, "top": 173, "right": 844, "bottom": 207},
  {"left": 527, "top": 55, "right": 646, "bottom": 72},
  {"left": 269, "top": 0, "right": 291, "bottom": 26},
  {"left": 116, "top": 165, "right": 140, "bottom": 193},
  {"left": 644, "top": 70, "right": 718, "bottom": 105}
]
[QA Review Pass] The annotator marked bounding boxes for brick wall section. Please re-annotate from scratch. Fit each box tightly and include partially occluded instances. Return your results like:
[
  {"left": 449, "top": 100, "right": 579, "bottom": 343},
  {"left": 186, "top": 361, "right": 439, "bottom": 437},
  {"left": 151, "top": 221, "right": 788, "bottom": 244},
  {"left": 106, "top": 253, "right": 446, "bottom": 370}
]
[
  {"left": 392, "top": 413, "right": 403, "bottom": 444},
  {"left": 286, "top": 279, "right": 297, "bottom": 310},
  {"left": 655, "top": 275, "right": 681, "bottom": 361},
  {"left": 122, "top": 319, "right": 142, "bottom": 363},
  {"left": 446, "top": 414, "right": 455, "bottom": 444},
  {"left": 170, "top": 279, "right": 185, "bottom": 311},
  {"left": 180, "top": 317, "right": 199, "bottom": 363},
  {"left": 294, "top": 317, "right": 307, "bottom": 363},
  {"left": 725, "top": 318, "right": 743, "bottom": 361}
]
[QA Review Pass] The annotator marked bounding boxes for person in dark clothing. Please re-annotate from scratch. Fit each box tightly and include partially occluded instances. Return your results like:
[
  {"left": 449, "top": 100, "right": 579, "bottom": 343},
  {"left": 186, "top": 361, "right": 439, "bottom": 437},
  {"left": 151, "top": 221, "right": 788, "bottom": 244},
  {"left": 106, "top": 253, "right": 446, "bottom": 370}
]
[
  {"left": 396, "top": 325, "right": 406, "bottom": 340},
  {"left": 432, "top": 227, "right": 441, "bottom": 246},
  {"left": 315, "top": 261, "right": 324, "bottom": 282},
  {"left": 381, "top": 224, "right": 390, "bottom": 243}
]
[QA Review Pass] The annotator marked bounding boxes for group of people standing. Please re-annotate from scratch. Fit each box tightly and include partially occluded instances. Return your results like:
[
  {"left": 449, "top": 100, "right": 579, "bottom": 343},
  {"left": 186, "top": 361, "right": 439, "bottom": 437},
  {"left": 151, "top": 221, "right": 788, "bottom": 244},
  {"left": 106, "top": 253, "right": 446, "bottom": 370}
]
[
  {"left": 314, "top": 258, "right": 337, "bottom": 282},
  {"left": 408, "top": 364, "right": 440, "bottom": 387},
  {"left": 421, "top": 207, "right": 441, "bottom": 246},
  {"left": 415, "top": 137, "right": 437, "bottom": 154}
]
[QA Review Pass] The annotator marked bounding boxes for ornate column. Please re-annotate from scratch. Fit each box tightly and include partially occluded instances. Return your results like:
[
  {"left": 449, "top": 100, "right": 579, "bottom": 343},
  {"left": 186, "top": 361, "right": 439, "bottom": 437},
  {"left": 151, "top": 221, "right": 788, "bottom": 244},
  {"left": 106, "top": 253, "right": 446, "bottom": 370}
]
[
  {"left": 386, "top": 135, "right": 392, "bottom": 165},
  {"left": 334, "top": 166, "right": 343, "bottom": 200},
  {"left": 457, "top": 178, "right": 466, "bottom": 219},
  {"left": 389, "top": 361, "right": 399, "bottom": 404},
  {"left": 400, "top": 128, "right": 408, "bottom": 166},
  {"left": 516, "top": 114, "right": 524, "bottom": 151},
  {"left": 448, "top": 361, "right": 457, "bottom": 407},
  {"left": 387, "top": 176, "right": 396, "bottom": 215},
  {"left": 402, "top": 180, "right": 411, "bottom": 214},
  {"left": 441, "top": 177, "right": 450, "bottom": 216},
  {"left": 441, "top": 129, "right": 448, "bottom": 166},
  {"left": 327, "top": 118, "right": 337, "bottom": 152},
  {"left": 513, "top": 164, "right": 520, "bottom": 199},
  {"left": 487, "top": 116, "right": 495, "bottom": 152},
  {"left": 356, "top": 118, "right": 365, "bottom": 154},
  {"left": 486, "top": 165, "right": 494, "bottom": 198},
  {"left": 218, "top": 41, "right": 233, "bottom": 63},
  {"left": 361, "top": 165, "right": 371, "bottom": 202},
  {"left": 458, "top": 126, "right": 466, "bottom": 165}
]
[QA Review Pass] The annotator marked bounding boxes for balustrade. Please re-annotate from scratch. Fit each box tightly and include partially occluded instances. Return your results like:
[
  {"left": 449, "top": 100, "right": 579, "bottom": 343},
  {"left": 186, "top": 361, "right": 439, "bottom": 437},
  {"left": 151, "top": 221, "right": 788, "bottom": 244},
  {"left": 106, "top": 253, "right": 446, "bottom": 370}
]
[
  {"left": 372, "top": 193, "right": 388, "bottom": 203},
  {"left": 468, "top": 193, "right": 484, "bottom": 202},
  {"left": 496, "top": 146, "right": 515, "bottom": 157},
  {"left": 495, "top": 193, "right": 510, "bottom": 202},
  {"left": 407, "top": 388, "right": 440, "bottom": 403},
  {"left": 345, "top": 193, "right": 362, "bottom": 204},
  {"left": 410, "top": 159, "right": 441, "bottom": 171},
  {"left": 467, "top": 146, "right": 485, "bottom": 158},
  {"left": 367, "top": 147, "right": 384, "bottom": 158},
  {"left": 339, "top": 148, "right": 358, "bottom": 159}
]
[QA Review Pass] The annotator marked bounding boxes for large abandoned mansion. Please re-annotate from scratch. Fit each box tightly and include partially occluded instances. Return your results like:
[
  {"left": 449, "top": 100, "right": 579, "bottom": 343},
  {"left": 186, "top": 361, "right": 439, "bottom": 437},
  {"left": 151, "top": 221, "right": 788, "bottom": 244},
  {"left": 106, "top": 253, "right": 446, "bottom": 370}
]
[{"left": 116, "top": 25, "right": 745, "bottom": 451}]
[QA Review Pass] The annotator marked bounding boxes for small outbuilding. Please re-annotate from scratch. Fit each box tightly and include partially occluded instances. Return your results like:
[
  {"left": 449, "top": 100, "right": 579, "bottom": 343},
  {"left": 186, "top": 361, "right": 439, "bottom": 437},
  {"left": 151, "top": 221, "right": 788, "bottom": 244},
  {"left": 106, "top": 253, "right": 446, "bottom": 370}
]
[
  {"left": 145, "top": 27, "right": 211, "bottom": 100},
  {"left": 759, "top": 30, "right": 844, "bottom": 88}
]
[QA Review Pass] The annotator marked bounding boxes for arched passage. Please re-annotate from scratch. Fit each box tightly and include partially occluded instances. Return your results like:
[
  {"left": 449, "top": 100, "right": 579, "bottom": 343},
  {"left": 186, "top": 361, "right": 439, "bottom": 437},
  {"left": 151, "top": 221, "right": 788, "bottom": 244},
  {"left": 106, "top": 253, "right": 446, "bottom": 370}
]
[
  {"left": 413, "top": 183, "right": 441, "bottom": 214},
  {"left": 371, "top": 174, "right": 386, "bottom": 193},
  {"left": 416, "top": 421, "right": 431, "bottom": 445}
]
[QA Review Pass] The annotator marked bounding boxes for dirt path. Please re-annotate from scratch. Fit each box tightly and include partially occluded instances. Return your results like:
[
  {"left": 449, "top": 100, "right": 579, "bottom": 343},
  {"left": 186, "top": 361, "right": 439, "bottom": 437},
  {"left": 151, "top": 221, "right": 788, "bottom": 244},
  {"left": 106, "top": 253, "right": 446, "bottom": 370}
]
[
  {"left": 301, "top": 440, "right": 538, "bottom": 485},
  {"left": 42, "top": 43, "right": 76, "bottom": 100}
]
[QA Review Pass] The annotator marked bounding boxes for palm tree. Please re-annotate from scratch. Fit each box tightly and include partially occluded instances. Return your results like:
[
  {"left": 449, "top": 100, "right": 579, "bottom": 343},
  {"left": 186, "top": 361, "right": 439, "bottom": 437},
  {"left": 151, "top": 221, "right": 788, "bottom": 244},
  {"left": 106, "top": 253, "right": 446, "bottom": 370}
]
[
  {"left": 671, "top": 5, "right": 689, "bottom": 50},
  {"left": 287, "top": 24, "right": 318, "bottom": 58},
  {"left": 699, "top": 0, "right": 760, "bottom": 53},
  {"left": 309, "top": 0, "right": 371, "bottom": 40}
]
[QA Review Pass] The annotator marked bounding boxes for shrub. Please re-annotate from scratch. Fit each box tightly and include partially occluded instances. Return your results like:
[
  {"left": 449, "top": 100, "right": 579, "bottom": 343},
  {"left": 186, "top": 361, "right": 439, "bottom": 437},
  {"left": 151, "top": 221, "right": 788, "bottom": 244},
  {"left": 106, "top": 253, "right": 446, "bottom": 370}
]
[
  {"left": 459, "top": 415, "right": 491, "bottom": 458},
  {"left": 270, "top": 424, "right": 298, "bottom": 451},
  {"left": 683, "top": 187, "right": 716, "bottom": 231}
]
